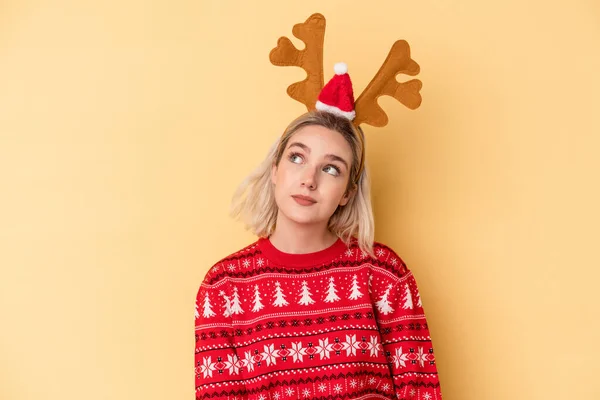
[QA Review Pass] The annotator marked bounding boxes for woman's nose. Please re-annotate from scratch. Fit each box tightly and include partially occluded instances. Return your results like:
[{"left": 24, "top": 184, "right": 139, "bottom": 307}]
[{"left": 301, "top": 167, "right": 317, "bottom": 189}]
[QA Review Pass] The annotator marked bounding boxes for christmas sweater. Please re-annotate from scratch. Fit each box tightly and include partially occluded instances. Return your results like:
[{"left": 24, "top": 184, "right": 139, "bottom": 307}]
[{"left": 194, "top": 237, "right": 442, "bottom": 400}]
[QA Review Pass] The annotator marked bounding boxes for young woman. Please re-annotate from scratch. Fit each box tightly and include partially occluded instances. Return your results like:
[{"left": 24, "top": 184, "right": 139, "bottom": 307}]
[{"left": 194, "top": 69, "right": 442, "bottom": 400}]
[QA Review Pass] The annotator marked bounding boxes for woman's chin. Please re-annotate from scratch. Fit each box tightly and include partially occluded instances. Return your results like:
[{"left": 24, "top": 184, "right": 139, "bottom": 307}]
[{"left": 280, "top": 209, "right": 323, "bottom": 226}]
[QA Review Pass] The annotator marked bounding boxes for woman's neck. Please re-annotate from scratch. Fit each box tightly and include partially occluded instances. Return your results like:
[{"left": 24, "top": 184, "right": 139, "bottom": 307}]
[{"left": 268, "top": 220, "right": 338, "bottom": 254}]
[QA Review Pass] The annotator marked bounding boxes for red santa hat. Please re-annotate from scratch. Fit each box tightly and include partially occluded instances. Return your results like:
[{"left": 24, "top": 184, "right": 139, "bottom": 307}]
[{"left": 315, "top": 62, "right": 356, "bottom": 121}]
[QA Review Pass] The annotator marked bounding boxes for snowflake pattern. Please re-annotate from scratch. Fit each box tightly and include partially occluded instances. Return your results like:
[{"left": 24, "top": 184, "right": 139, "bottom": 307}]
[
  {"left": 261, "top": 344, "right": 278, "bottom": 366},
  {"left": 417, "top": 346, "right": 428, "bottom": 367},
  {"left": 342, "top": 334, "right": 360, "bottom": 356},
  {"left": 200, "top": 356, "right": 214, "bottom": 378},
  {"left": 394, "top": 347, "right": 409, "bottom": 368},
  {"left": 201, "top": 335, "right": 384, "bottom": 378},
  {"left": 290, "top": 341, "right": 307, "bottom": 363},
  {"left": 368, "top": 335, "right": 382, "bottom": 357},
  {"left": 315, "top": 338, "right": 334, "bottom": 359},
  {"left": 196, "top": 242, "right": 441, "bottom": 400},
  {"left": 227, "top": 353, "right": 240, "bottom": 375}
]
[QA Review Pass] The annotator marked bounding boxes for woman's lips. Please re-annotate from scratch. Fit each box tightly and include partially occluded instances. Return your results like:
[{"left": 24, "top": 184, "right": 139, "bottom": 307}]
[{"left": 292, "top": 195, "right": 317, "bottom": 206}]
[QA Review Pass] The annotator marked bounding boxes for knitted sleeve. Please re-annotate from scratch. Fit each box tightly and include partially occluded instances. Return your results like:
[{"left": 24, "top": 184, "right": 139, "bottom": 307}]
[
  {"left": 374, "top": 259, "right": 443, "bottom": 399},
  {"left": 194, "top": 276, "right": 244, "bottom": 400}
]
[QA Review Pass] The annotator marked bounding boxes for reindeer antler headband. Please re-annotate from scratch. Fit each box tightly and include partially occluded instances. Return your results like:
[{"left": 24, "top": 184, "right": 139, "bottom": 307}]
[{"left": 269, "top": 13, "right": 422, "bottom": 184}]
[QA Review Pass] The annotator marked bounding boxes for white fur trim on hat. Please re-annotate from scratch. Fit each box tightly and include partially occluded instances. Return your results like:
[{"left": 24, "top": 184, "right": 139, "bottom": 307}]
[
  {"left": 334, "top": 62, "right": 348, "bottom": 75},
  {"left": 315, "top": 100, "right": 356, "bottom": 121}
]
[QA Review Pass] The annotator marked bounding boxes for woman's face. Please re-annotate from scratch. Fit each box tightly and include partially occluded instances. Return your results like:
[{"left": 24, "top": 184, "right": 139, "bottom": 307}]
[{"left": 271, "top": 124, "right": 354, "bottom": 227}]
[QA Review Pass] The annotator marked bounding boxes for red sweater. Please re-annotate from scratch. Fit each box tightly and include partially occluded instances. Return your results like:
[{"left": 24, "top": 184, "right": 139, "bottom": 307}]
[{"left": 195, "top": 237, "right": 442, "bottom": 400}]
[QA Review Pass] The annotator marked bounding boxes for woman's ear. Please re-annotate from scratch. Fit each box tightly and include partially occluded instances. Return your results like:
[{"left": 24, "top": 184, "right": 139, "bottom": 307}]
[
  {"left": 339, "top": 185, "right": 357, "bottom": 206},
  {"left": 271, "top": 163, "right": 277, "bottom": 185}
]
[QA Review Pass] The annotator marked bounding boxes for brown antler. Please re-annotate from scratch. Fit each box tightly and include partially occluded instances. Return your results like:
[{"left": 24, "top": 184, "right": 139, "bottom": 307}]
[
  {"left": 354, "top": 40, "right": 422, "bottom": 127},
  {"left": 269, "top": 13, "right": 325, "bottom": 111}
]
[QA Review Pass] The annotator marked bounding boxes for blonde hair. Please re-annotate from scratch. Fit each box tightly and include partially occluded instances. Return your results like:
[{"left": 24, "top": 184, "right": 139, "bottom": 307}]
[{"left": 230, "top": 110, "right": 375, "bottom": 256}]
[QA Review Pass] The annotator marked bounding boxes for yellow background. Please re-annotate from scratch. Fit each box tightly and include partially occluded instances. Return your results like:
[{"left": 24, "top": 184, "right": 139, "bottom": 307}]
[{"left": 1, "top": 1, "right": 599, "bottom": 399}]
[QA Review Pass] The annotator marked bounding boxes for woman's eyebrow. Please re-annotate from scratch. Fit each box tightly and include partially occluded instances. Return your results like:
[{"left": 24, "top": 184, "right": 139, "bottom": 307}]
[
  {"left": 325, "top": 154, "right": 349, "bottom": 170},
  {"left": 288, "top": 142, "right": 349, "bottom": 170},
  {"left": 288, "top": 142, "right": 310, "bottom": 152}
]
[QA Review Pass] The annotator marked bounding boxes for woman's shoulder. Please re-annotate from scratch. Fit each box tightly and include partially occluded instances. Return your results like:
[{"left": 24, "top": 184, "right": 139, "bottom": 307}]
[
  {"left": 201, "top": 239, "right": 262, "bottom": 286},
  {"left": 346, "top": 238, "right": 411, "bottom": 278}
]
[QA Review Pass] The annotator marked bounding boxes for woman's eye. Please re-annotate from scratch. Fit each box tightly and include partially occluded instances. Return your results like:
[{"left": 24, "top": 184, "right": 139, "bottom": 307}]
[
  {"left": 289, "top": 153, "right": 303, "bottom": 164},
  {"left": 324, "top": 165, "right": 341, "bottom": 176}
]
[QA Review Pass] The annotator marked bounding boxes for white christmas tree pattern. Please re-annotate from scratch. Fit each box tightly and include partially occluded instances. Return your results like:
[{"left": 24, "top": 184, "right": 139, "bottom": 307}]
[
  {"left": 202, "top": 292, "right": 216, "bottom": 318},
  {"left": 376, "top": 284, "right": 395, "bottom": 315},
  {"left": 324, "top": 276, "right": 340, "bottom": 303},
  {"left": 195, "top": 299, "right": 200, "bottom": 319},
  {"left": 272, "top": 281, "right": 289, "bottom": 307},
  {"left": 252, "top": 284, "right": 264, "bottom": 312},
  {"left": 402, "top": 283, "right": 414, "bottom": 310},
  {"left": 298, "top": 280, "right": 315, "bottom": 305},
  {"left": 219, "top": 291, "right": 232, "bottom": 317},
  {"left": 230, "top": 286, "right": 244, "bottom": 314},
  {"left": 348, "top": 274, "right": 363, "bottom": 300},
  {"left": 416, "top": 289, "right": 422, "bottom": 308}
]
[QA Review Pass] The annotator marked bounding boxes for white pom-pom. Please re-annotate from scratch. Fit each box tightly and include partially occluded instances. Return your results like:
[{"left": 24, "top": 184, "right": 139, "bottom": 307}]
[{"left": 334, "top": 62, "right": 348, "bottom": 75}]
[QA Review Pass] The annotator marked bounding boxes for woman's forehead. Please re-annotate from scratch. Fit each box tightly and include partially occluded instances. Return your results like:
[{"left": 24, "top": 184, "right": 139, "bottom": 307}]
[{"left": 288, "top": 125, "right": 352, "bottom": 154}]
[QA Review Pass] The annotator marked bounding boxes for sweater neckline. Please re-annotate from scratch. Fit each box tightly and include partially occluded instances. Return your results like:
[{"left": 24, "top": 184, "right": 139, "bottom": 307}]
[{"left": 257, "top": 236, "right": 348, "bottom": 268}]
